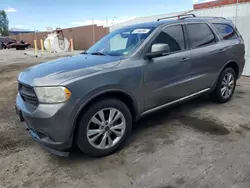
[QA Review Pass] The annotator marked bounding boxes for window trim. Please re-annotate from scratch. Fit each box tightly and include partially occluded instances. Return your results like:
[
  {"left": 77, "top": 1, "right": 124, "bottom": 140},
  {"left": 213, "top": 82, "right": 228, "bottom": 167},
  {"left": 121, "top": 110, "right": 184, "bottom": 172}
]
[
  {"left": 143, "top": 23, "right": 188, "bottom": 56},
  {"left": 212, "top": 23, "right": 238, "bottom": 40},
  {"left": 185, "top": 22, "right": 218, "bottom": 50}
]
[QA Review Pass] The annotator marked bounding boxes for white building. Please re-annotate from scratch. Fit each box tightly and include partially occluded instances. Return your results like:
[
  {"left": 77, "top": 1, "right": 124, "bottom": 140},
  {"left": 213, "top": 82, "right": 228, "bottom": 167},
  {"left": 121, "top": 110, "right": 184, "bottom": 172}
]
[{"left": 110, "top": 0, "right": 250, "bottom": 76}]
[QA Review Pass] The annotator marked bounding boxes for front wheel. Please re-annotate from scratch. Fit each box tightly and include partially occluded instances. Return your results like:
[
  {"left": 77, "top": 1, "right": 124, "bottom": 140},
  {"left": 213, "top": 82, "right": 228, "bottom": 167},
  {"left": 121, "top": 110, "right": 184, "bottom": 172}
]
[
  {"left": 212, "top": 67, "right": 236, "bottom": 103},
  {"left": 76, "top": 98, "right": 132, "bottom": 157}
]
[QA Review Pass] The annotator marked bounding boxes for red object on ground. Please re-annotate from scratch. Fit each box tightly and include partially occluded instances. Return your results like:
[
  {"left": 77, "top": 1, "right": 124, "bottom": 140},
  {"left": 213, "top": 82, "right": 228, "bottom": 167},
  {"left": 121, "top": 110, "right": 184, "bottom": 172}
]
[{"left": 6, "top": 40, "right": 30, "bottom": 50}]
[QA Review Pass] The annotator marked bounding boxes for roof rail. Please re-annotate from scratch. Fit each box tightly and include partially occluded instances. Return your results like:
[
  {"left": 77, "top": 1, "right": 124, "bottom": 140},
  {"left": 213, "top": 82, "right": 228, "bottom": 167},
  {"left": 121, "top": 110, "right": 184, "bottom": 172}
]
[
  {"left": 157, "top": 14, "right": 196, "bottom": 21},
  {"left": 182, "top": 16, "right": 226, "bottom": 20}
]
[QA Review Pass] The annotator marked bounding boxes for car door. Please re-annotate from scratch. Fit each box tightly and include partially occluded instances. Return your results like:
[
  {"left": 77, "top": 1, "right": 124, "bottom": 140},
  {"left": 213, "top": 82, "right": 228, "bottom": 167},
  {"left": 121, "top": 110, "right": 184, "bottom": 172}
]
[
  {"left": 185, "top": 22, "right": 229, "bottom": 91},
  {"left": 143, "top": 24, "right": 193, "bottom": 110}
]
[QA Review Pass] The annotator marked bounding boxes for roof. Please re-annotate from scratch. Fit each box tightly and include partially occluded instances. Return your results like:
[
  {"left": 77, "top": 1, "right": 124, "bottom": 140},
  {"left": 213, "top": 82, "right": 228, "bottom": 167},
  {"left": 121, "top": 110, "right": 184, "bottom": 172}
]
[
  {"left": 9, "top": 28, "right": 33, "bottom": 32},
  {"left": 120, "top": 20, "right": 172, "bottom": 29},
  {"left": 119, "top": 16, "right": 233, "bottom": 30},
  {"left": 109, "top": 10, "right": 190, "bottom": 31},
  {"left": 182, "top": 17, "right": 234, "bottom": 25},
  {"left": 0, "top": 36, "right": 15, "bottom": 43},
  {"left": 9, "top": 28, "right": 35, "bottom": 35}
]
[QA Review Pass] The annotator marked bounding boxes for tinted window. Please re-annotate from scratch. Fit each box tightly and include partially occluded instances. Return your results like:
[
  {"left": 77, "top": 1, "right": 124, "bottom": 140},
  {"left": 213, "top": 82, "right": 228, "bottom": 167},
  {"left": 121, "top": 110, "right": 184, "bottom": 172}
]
[
  {"left": 213, "top": 23, "right": 238, "bottom": 40},
  {"left": 152, "top": 25, "right": 185, "bottom": 53},
  {"left": 187, "top": 23, "right": 216, "bottom": 48}
]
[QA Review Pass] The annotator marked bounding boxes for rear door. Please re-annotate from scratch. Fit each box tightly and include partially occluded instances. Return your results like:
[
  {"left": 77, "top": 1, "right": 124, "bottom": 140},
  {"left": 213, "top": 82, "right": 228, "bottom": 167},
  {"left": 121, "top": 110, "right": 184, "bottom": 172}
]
[
  {"left": 185, "top": 22, "right": 228, "bottom": 91},
  {"left": 212, "top": 23, "right": 245, "bottom": 75}
]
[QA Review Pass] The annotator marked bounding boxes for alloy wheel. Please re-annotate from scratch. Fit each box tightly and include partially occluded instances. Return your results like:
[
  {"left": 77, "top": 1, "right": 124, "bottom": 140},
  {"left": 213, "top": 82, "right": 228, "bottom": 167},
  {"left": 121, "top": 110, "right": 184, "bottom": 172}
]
[
  {"left": 221, "top": 72, "right": 235, "bottom": 99},
  {"left": 86, "top": 108, "right": 126, "bottom": 149}
]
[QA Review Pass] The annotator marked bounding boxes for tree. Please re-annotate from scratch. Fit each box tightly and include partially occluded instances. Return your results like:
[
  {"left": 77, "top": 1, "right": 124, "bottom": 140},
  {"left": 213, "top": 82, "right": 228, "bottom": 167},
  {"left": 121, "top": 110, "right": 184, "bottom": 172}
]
[{"left": 0, "top": 10, "right": 9, "bottom": 36}]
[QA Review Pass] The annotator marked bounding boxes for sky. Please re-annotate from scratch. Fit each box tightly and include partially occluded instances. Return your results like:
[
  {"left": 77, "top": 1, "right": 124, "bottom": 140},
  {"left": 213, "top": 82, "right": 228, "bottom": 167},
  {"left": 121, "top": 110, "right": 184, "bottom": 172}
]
[{"left": 0, "top": 0, "right": 212, "bottom": 31}]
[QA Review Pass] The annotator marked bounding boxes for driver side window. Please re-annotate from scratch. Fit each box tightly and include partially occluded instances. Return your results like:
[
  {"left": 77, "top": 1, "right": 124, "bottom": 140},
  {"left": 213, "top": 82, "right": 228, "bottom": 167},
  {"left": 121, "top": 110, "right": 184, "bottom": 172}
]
[{"left": 151, "top": 25, "right": 185, "bottom": 53}]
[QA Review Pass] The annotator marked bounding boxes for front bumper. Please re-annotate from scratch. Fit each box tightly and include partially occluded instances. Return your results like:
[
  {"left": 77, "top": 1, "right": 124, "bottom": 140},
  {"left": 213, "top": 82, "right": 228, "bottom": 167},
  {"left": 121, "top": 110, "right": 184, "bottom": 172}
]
[
  {"left": 16, "top": 93, "right": 74, "bottom": 156},
  {"left": 28, "top": 128, "right": 70, "bottom": 157}
]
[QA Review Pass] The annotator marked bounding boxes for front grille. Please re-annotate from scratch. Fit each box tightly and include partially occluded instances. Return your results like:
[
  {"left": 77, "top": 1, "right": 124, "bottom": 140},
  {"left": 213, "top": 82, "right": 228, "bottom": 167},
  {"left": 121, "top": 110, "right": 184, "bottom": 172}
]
[{"left": 18, "top": 82, "right": 38, "bottom": 106}]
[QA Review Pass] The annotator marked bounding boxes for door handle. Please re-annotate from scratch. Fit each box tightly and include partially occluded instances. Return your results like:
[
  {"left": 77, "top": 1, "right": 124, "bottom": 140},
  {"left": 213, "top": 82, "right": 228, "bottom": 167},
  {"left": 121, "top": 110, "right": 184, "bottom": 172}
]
[{"left": 180, "top": 57, "right": 190, "bottom": 62}]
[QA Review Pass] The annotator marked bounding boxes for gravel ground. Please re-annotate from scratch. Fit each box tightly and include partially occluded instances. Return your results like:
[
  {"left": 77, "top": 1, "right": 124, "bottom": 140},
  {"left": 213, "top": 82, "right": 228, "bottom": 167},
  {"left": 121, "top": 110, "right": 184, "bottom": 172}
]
[{"left": 1, "top": 50, "right": 250, "bottom": 188}]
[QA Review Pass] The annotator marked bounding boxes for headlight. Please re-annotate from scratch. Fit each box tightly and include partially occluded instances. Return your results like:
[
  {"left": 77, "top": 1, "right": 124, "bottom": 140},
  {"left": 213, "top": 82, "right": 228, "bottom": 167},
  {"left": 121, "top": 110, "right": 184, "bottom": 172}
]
[{"left": 34, "top": 86, "right": 71, "bottom": 103}]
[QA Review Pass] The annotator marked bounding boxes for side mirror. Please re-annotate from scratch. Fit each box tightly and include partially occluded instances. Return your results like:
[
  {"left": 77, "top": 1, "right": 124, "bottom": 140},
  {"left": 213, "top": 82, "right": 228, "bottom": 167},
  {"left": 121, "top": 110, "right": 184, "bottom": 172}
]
[{"left": 144, "top": 43, "right": 170, "bottom": 59}]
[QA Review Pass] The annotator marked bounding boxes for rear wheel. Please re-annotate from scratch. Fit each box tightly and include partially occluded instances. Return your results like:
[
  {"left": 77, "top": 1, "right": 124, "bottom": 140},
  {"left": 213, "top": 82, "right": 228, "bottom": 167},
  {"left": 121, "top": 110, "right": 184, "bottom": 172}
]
[
  {"left": 76, "top": 98, "right": 132, "bottom": 157},
  {"left": 212, "top": 67, "right": 236, "bottom": 103}
]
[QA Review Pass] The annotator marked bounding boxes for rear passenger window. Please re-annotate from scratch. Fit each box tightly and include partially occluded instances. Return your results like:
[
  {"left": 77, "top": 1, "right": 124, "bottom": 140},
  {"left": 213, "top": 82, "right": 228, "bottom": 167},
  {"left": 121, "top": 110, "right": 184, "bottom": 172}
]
[
  {"left": 152, "top": 25, "right": 185, "bottom": 53},
  {"left": 213, "top": 23, "right": 238, "bottom": 40},
  {"left": 187, "top": 23, "right": 216, "bottom": 49}
]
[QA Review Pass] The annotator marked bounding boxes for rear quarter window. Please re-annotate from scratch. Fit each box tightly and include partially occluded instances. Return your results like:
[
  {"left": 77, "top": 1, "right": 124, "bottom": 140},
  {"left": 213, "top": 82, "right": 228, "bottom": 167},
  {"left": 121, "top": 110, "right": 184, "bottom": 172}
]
[{"left": 213, "top": 23, "right": 238, "bottom": 40}]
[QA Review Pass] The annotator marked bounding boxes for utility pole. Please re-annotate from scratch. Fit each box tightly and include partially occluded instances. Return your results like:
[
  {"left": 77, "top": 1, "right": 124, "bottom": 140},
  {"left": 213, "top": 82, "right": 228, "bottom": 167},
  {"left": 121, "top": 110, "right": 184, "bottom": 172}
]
[
  {"left": 106, "top": 16, "right": 109, "bottom": 34},
  {"left": 106, "top": 16, "right": 108, "bottom": 27},
  {"left": 92, "top": 18, "right": 95, "bottom": 45},
  {"left": 235, "top": 0, "right": 239, "bottom": 25}
]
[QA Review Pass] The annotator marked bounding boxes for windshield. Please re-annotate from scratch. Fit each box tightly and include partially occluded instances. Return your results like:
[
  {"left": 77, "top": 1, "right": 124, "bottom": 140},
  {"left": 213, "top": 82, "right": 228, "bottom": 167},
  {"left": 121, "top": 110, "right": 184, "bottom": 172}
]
[{"left": 86, "top": 27, "right": 155, "bottom": 56}]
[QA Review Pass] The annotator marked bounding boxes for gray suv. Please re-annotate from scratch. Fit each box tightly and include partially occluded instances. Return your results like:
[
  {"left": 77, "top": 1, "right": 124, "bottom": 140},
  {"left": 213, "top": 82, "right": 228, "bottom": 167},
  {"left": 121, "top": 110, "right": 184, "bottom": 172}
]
[{"left": 16, "top": 14, "right": 245, "bottom": 157}]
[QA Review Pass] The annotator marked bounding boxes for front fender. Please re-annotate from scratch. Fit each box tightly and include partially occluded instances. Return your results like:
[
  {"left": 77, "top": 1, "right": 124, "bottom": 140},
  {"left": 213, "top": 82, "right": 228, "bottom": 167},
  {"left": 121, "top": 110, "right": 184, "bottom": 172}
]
[{"left": 68, "top": 86, "right": 138, "bottom": 139}]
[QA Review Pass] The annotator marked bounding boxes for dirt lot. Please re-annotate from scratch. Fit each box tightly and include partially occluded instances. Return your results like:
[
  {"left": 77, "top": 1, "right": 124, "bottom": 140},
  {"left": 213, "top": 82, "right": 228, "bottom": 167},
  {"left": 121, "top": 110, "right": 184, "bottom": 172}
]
[{"left": 1, "top": 50, "right": 250, "bottom": 188}]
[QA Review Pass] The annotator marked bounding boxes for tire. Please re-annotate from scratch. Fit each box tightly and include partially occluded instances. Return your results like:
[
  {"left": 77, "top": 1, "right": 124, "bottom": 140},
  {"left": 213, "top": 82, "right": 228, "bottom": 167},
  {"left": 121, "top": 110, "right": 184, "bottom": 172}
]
[
  {"left": 76, "top": 98, "right": 132, "bottom": 157},
  {"left": 212, "top": 67, "right": 236, "bottom": 103}
]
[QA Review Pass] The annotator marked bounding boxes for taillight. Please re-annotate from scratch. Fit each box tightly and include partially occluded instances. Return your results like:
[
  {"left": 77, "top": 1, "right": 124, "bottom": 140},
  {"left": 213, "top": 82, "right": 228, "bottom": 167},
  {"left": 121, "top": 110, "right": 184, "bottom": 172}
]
[{"left": 235, "top": 27, "right": 244, "bottom": 43}]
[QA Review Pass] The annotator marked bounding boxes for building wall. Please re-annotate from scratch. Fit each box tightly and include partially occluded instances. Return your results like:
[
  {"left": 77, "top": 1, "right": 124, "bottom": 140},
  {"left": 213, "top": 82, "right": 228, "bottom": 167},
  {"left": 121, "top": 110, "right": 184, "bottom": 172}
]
[
  {"left": 194, "top": 0, "right": 250, "bottom": 9},
  {"left": 192, "top": 2, "right": 250, "bottom": 76},
  {"left": 10, "top": 25, "right": 108, "bottom": 50}
]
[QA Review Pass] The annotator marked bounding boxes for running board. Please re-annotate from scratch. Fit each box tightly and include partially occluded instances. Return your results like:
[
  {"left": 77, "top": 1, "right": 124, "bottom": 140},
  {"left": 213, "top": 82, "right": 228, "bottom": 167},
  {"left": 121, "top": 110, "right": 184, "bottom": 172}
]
[{"left": 141, "top": 88, "right": 211, "bottom": 116}]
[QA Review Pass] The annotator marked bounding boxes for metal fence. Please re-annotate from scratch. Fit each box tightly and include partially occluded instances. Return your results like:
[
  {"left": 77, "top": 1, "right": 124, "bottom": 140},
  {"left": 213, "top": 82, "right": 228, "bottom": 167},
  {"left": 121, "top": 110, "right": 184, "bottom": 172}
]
[{"left": 10, "top": 25, "right": 109, "bottom": 50}]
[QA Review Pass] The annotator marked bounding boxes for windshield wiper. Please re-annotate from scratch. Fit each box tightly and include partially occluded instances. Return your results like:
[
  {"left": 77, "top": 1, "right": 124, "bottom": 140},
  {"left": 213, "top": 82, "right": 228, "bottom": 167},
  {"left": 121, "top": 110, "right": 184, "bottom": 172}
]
[
  {"left": 90, "top": 52, "right": 106, "bottom": 56},
  {"left": 80, "top": 51, "right": 88, "bottom": 54}
]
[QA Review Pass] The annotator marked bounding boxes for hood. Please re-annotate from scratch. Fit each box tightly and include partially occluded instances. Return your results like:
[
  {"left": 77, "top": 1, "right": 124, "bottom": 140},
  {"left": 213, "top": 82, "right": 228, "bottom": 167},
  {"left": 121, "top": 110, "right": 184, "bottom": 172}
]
[{"left": 18, "top": 54, "right": 121, "bottom": 86}]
